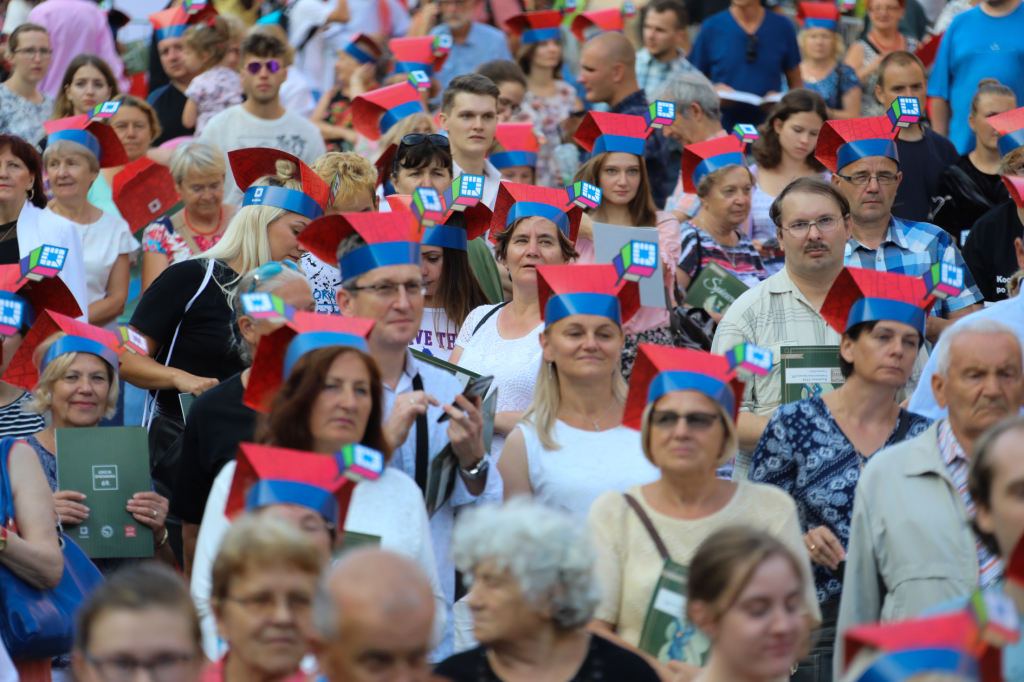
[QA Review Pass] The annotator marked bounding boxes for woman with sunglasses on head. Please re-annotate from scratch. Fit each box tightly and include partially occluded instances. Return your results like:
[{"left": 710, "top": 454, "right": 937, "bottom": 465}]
[
  {"left": 587, "top": 345, "right": 818, "bottom": 681},
  {"left": 172, "top": 262, "right": 315, "bottom": 580}
]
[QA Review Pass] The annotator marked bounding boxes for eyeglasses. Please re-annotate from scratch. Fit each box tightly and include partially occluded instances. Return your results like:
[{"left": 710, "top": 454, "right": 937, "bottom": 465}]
[
  {"left": 248, "top": 260, "right": 300, "bottom": 293},
  {"left": 225, "top": 591, "right": 313, "bottom": 618},
  {"left": 651, "top": 410, "right": 722, "bottom": 432},
  {"left": 780, "top": 215, "right": 842, "bottom": 237},
  {"left": 348, "top": 280, "right": 428, "bottom": 299},
  {"left": 745, "top": 34, "right": 759, "bottom": 64},
  {"left": 13, "top": 48, "right": 52, "bottom": 59},
  {"left": 400, "top": 133, "right": 451, "bottom": 148},
  {"left": 84, "top": 652, "right": 200, "bottom": 682},
  {"left": 245, "top": 59, "right": 281, "bottom": 75},
  {"left": 835, "top": 172, "right": 898, "bottom": 186},
  {"left": 498, "top": 98, "right": 522, "bottom": 117}
]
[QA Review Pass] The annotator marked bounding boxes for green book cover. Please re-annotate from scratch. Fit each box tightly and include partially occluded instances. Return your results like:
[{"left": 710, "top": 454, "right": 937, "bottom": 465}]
[
  {"left": 780, "top": 345, "right": 845, "bottom": 404},
  {"left": 638, "top": 559, "right": 710, "bottom": 665},
  {"left": 410, "top": 349, "right": 481, "bottom": 389},
  {"left": 424, "top": 388, "right": 498, "bottom": 518},
  {"left": 685, "top": 261, "right": 749, "bottom": 314},
  {"left": 179, "top": 393, "right": 195, "bottom": 421},
  {"left": 55, "top": 426, "right": 154, "bottom": 559},
  {"left": 338, "top": 531, "right": 381, "bottom": 557}
]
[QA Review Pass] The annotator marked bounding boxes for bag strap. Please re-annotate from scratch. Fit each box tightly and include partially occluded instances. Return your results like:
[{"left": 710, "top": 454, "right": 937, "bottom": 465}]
[
  {"left": 412, "top": 373, "right": 429, "bottom": 495},
  {"left": 473, "top": 301, "right": 510, "bottom": 335},
  {"left": 0, "top": 438, "right": 15, "bottom": 527},
  {"left": 623, "top": 493, "right": 671, "bottom": 562},
  {"left": 893, "top": 407, "right": 912, "bottom": 443}
]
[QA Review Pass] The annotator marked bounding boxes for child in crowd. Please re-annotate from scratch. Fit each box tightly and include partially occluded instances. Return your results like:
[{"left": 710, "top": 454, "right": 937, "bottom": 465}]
[{"left": 181, "top": 16, "right": 244, "bottom": 134}]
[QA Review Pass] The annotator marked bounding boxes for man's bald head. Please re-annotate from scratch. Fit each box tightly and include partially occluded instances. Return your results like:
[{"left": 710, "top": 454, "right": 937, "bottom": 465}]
[
  {"left": 578, "top": 32, "right": 641, "bottom": 106},
  {"left": 586, "top": 32, "right": 637, "bottom": 71}
]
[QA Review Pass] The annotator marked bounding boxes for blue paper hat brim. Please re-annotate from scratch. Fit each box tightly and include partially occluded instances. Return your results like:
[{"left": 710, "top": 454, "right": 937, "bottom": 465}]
[
  {"left": 544, "top": 292, "right": 622, "bottom": 327},
  {"left": 245, "top": 480, "right": 339, "bottom": 525},
  {"left": 845, "top": 297, "right": 927, "bottom": 337},
  {"left": 41, "top": 335, "right": 118, "bottom": 375},
  {"left": 283, "top": 331, "right": 370, "bottom": 378},
  {"left": 646, "top": 370, "right": 735, "bottom": 417}
]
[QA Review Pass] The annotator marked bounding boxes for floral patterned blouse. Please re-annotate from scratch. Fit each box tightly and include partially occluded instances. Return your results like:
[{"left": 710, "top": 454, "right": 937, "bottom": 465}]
[
  {"left": 321, "top": 87, "right": 355, "bottom": 153},
  {"left": 523, "top": 80, "right": 578, "bottom": 189},
  {"left": 142, "top": 213, "right": 224, "bottom": 265},
  {"left": 184, "top": 65, "right": 244, "bottom": 134}
]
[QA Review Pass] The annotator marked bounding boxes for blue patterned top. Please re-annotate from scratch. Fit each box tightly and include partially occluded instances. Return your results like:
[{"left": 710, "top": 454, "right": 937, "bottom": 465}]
[
  {"left": 804, "top": 63, "right": 860, "bottom": 111},
  {"left": 749, "top": 396, "right": 932, "bottom": 603}
]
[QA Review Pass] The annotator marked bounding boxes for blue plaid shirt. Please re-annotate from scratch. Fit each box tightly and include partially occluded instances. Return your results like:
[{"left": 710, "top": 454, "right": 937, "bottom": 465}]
[
  {"left": 636, "top": 48, "right": 700, "bottom": 101},
  {"left": 844, "top": 216, "right": 983, "bottom": 317}
]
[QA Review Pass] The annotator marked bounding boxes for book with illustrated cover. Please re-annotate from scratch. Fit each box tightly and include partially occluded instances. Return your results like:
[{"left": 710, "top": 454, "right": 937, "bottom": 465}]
[
  {"left": 411, "top": 349, "right": 480, "bottom": 389},
  {"left": 685, "top": 261, "right": 749, "bottom": 315},
  {"left": 638, "top": 559, "right": 710, "bottom": 666},
  {"left": 780, "top": 345, "right": 845, "bottom": 404},
  {"left": 55, "top": 426, "right": 154, "bottom": 559}
]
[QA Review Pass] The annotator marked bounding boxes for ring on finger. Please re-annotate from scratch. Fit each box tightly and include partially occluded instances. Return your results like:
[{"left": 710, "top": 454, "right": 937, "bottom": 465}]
[
  {"left": 809, "top": 543, "right": 816, "bottom": 550},
  {"left": 152, "top": 509, "right": 157, "bottom": 518}
]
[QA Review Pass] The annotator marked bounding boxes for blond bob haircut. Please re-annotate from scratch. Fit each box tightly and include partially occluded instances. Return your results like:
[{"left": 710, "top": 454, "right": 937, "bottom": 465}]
[
  {"left": 25, "top": 332, "right": 119, "bottom": 419},
  {"left": 492, "top": 216, "right": 579, "bottom": 265},
  {"left": 311, "top": 152, "right": 377, "bottom": 210},
  {"left": 200, "top": 158, "right": 304, "bottom": 287},
  {"left": 42, "top": 139, "right": 100, "bottom": 175},
  {"left": 797, "top": 28, "right": 845, "bottom": 62},
  {"left": 998, "top": 146, "right": 1024, "bottom": 175},
  {"left": 376, "top": 112, "right": 436, "bottom": 159},
  {"left": 169, "top": 138, "right": 227, "bottom": 185},
  {"left": 211, "top": 514, "right": 324, "bottom": 607},
  {"left": 639, "top": 394, "right": 738, "bottom": 467},
  {"left": 695, "top": 164, "right": 755, "bottom": 200}
]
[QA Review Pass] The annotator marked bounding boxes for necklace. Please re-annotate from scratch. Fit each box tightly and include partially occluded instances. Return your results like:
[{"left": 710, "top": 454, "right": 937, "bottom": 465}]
[
  {"left": 184, "top": 207, "right": 223, "bottom": 236},
  {"left": 870, "top": 29, "right": 903, "bottom": 52},
  {"left": 560, "top": 400, "right": 620, "bottom": 431},
  {"left": 0, "top": 221, "right": 17, "bottom": 243}
]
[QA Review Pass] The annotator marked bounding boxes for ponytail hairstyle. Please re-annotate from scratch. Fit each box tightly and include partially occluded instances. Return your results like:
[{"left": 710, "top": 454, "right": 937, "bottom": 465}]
[
  {"left": 969, "top": 78, "right": 1016, "bottom": 116},
  {"left": 182, "top": 16, "right": 233, "bottom": 71}
]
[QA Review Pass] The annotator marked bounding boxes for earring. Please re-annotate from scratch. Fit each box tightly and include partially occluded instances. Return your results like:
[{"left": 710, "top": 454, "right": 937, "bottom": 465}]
[
  {"left": 26, "top": 188, "right": 34, "bottom": 201},
  {"left": 548, "top": 362, "right": 553, "bottom": 379}
]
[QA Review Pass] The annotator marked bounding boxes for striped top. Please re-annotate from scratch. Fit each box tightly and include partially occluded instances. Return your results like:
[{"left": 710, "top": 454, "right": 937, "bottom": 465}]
[
  {"left": 0, "top": 392, "right": 44, "bottom": 440},
  {"left": 679, "top": 221, "right": 768, "bottom": 288}
]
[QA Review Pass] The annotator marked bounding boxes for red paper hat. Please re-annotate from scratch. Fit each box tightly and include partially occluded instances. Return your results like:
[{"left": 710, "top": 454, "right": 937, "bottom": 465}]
[
  {"left": 43, "top": 115, "right": 129, "bottom": 169},
  {"left": 228, "top": 149, "right": 331, "bottom": 220},
  {"left": 388, "top": 36, "right": 448, "bottom": 76},
  {"left": 537, "top": 264, "right": 640, "bottom": 327},
  {"left": 820, "top": 268, "right": 934, "bottom": 338},
  {"left": 681, "top": 135, "right": 747, "bottom": 194},
  {"left": 815, "top": 116, "right": 899, "bottom": 173},
  {"left": 989, "top": 107, "right": 1024, "bottom": 156},
  {"left": 297, "top": 212, "right": 423, "bottom": 283},
  {"left": 112, "top": 157, "right": 181, "bottom": 233},
  {"left": 492, "top": 182, "right": 584, "bottom": 245},
  {"left": 225, "top": 442, "right": 357, "bottom": 530},
  {"left": 148, "top": 3, "right": 217, "bottom": 41},
  {"left": 797, "top": 2, "right": 840, "bottom": 30},
  {"left": 1005, "top": 175, "right": 1024, "bottom": 208},
  {"left": 506, "top": 10, "right": 564, "bottom": 44},
  {"left": 624, "top": 345, "right": 744, "bottom": 430},
  {"left": 0, "top": 264, "right": 81, "bottom": 325},
  {"left": 571, "top": 8, "right": 625, "bottom": 41},
  {"left": 351, "top": 82, "right": 425, "bottom": 141},
  {"left": 244, "top": 311, "right": 375, "bottom": 412},
  {"left": 342, "top": 32, "right": 384, "bottom": 65},
  {"left": 3, "top": 310, "right": 120, "bottom": 391},
  {"left": 388, "top": 195, "right": 492, "bottom": 244},
  {"left": 375, "top": 143, "right": 399, "bottom": 188},
  {"left": 491, "top": 123, "right": 542, "bottom": 169},
  {"left": 575, "top": 111, "right": 651, "bottom": 155},
  {"left": 386, "top": 195, "right": 412, "bottom": 212}
]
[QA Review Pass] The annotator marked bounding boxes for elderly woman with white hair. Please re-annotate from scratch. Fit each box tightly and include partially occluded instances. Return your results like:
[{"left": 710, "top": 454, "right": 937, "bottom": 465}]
[
  {"left": 587, "top": 345, "right": 818, "bottom": 682},
  {"left": 434, "top": 498, "right": 662, "bottom": 682},
  {"left": 140, "top": 138, "right": 235, "bottom": 292}
]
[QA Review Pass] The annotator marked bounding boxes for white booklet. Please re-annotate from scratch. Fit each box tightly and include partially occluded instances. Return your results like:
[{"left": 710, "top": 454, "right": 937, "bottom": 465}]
[{"left": 715, "top": 90, "right": 784, "bottom": 107}]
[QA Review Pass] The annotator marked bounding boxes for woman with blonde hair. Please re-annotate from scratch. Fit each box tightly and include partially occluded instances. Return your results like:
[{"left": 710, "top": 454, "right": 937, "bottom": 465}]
[
  {"left": 499, "top": 264, "right": 658, "bottom": 517},
  {"left": 796, "top": 3, "right": 861, "bottom": 120}
]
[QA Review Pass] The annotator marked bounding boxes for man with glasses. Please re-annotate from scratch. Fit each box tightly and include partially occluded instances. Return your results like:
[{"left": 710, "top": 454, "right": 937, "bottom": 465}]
[
  {"left": 200, "top": 32, "right": 326, "bottom": 206},
  {"left": 429, "top": 0, "right": 512, "bottom": 97},
  {"left": 309, "top": 212, "right": 502, "bottom": 661},
  {"left": 438, "top": 74, "right": 502, "bottom": 210},
  {"left": 817, "top": 116, "right": 982, "bottom": 343}
]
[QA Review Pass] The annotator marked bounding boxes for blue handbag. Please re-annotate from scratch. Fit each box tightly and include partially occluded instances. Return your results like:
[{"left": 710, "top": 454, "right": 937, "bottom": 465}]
[{"left": 0, "top": 437, "right": 104, "bottom": 661}]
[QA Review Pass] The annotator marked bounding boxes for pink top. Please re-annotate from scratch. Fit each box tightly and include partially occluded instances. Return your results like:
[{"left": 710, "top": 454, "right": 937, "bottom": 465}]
[
  {"left": 575, "top": 210, "right": 682, "bottom": 334},
  {"left": 199, "top": 658, "right": 312, "bottom": 682}
]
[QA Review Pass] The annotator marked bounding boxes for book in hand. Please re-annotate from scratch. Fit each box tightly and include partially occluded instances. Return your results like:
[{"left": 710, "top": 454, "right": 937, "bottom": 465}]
[
  {"left": 779, "top": 345, "right": 845, "bottom": 404},
  {"left": 55, "top": 426, "right": 154, "bottom": 559},
  {"left": 715, "top": 90, "right": 783, "bottom": 107},
  {"left": 411, "top": 348, "right": 481, "bottom": 390},
  {"left": 425, "top": 388, "right": 498, "bottom": 517},
  {"left": 685, "top": 261, "right": 749, "bottom": 314},
  {"left": 638, "top": 559, "right": 711, "bottom": 666}
]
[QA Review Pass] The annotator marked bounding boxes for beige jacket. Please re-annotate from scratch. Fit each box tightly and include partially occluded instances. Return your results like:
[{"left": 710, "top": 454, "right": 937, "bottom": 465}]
[{"left": 835, "top": 421, "right": 979, "bottom": 679}]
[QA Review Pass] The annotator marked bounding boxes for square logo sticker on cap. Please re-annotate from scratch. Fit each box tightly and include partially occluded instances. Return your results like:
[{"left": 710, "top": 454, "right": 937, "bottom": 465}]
[
  {"left": 408, "top": 70, "right": 431, "bottom": 91},
  {"left": 336, "top": 443, "right": 385, "bottom": 481},
  {"left": 613, "top": 240, "right": 659, "bottom": 283},
  {"left": 888, "top": 97, "right": 921, "bottom": 130},
  {"left": 116, "top": 326, "right": 148, "bottom": 355},
  {"left": 567, "top": 181, "right": 601, "bottom": 210},
  {"left": 241, "top": 292, "right": 296, "bottom": 325},
  {"left": 412, "top": 188, "right": 446, "bottom": 227},
  {"left": 446, "top": 174, "right": 484, "bottom": 212},
  {"left": 0, "top": 298, "right": 24, "bottom": 337},
  {"left": 644, "top": 101, "right": 675, "bottom": 129},
  {"left": 20, "top": 245, "right": 68, "bottom": 283}
]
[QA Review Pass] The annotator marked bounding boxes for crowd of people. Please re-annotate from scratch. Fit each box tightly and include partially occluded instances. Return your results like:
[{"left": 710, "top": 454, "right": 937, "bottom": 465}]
[{"left": 2, "top": 0, "right": 1024, "bottom": 680}]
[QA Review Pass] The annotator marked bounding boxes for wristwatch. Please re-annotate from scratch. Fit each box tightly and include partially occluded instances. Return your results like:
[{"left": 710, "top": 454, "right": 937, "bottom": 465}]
[{"left": 459, "top": 456, "right": 489, "bottom": 480}]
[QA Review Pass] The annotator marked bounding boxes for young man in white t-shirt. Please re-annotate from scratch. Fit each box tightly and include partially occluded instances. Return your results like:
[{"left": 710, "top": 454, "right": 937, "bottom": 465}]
[{"left": 200, "top": 32, "right": 327, "bottom": 206}]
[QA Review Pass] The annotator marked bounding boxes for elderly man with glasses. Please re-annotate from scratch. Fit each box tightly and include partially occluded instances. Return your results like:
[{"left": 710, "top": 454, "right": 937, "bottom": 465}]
[{"left": 815, "top": 116, "right": 982, "bottom": 344}]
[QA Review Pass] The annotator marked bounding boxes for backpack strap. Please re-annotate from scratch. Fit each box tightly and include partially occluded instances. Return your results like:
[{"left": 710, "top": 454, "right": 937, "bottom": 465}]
[{"left": 623, "top": 493, "right": 671, "bottom": 562}]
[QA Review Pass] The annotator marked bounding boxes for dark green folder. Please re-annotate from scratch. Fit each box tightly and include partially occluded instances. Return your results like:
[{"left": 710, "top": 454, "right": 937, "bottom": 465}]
[
  {"left": 410, "top": 349, "right": 481, "bottom": 389},
  {"left": 779, "top": 345, "right": 845, "bottom": 404},
  {"left": 638, "top": 559, "right": 710, "bottom": 665},
  {"left": 55, "top": 426, "right": 154, "bottom": 559},
  {"left": 685, "top": 261, "right": 749, "bottom": 315},
  {"left": 179, "top": 393, "right": 195, "bottom": 421}
]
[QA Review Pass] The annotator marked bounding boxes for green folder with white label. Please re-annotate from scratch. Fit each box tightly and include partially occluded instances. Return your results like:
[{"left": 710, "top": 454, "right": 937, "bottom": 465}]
[
  {"left": 780, "top": 345, "right": 845, "bottom": 404},
  {"left": 638, "top": 559, "right": 711, "bottom": 665},
  {"left": 685, "top": 261, "right": 750, "bottom": 315},
  {"left": 411, "top": 349, "right": 480, "bottom": 389},
  {"left": 55, "top": 426, "right": 154, "bottom": 559}
]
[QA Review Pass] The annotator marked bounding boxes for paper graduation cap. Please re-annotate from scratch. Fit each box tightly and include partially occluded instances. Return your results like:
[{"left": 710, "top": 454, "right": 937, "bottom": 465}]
[
  {"left": 506, "top": 10, "right": 564, "bottom": 44},
  {"left": 389, "top": 36, "right": 448, "bottom": 77},
  {"left": 147, "top": 2, "right": 217, "bottom": 41},
  {"left": 243, "top": 311, "right": 375, "bottom": 412},
  {"left": 298, "top": 212, "right": 424, "bottom": 284},
  {"left": 536, "top": 264, "right": 641, "bottom": 328},
  {"left": 375, "top": 143, "right": 399, "bottom": 188},
  {"left": 386, "top": 192, "right": 490, "bottom": 251},
  {"left": 681, "top": 135, "right": 747, "bottom": 194},
  {"left": 351, "top": 82, "right": 426, "bottom": 141},
  {"left": 797, "top": 1, "right": 839, "bottom": 30},
  {"left": 820, "top": 268, "right": 935, "bottom": 338},
  {"left": 623, "top": 344, "right": 745, "bottom": 430},
  {"left": 815, "top": 116, "right": 899, "bottom": 173},
  {"left": 3, "top": 310, "right": 121, "bottom": 391},
  {"left": 574, "top": 111, "right": 652, "bottom": 156},
  {"left": 112, "top": 157, "right": 181, "bottom": 233},
  {"left": 986, "top": 107, "right": 1024, "bottom": 157},
  {"left": 570, "top": 7, "right": 631, "bottom": 42},
  {"left": 342, "top": 32, "right": 384, "bottom": 65},
  {"left": 491, "top": 123, "right": 542, "bottom": 170},
  {"left": 0, "top": 255, "right": 80, "bottom": 349},
  {"left": 225, "top": 442, "right": 357, "bottom": 529},
  {"left": 492, "top": 182, "right": 585, "bottom": 245},
  {"left": 43, "top": 111, "right": 129, "bottom": 169},
  {"left": 1005, "top": 175, "right": 1024, "bottom": 208},
  {"left": 229, "top": 148, "right": 331, "bottom": 221}
]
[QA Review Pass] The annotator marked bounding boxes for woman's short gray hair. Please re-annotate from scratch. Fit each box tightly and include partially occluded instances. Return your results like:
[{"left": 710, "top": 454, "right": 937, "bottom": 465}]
[
  {"left": 231, "top": 264, "right": 311, "bottom": 365},
  {"left": 655, "top": 71, "right": 720, "bottom": 122},
  {"left": 933, "top": 317, "right": 1021, "bottom": 376},
  {"left": 169, "top": 138, "right": 227, "bottom": 185},
  {"left": 42, "top": 139, "right": 100, "bottom": 174},
  {"left": 451, "top": 498, "right": 601, "bottom": 630}
]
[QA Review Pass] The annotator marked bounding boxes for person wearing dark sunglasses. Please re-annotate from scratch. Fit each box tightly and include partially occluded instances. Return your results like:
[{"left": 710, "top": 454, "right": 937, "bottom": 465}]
[{"left": 688, "top": 0, "right": 804, "bottom": 129}]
